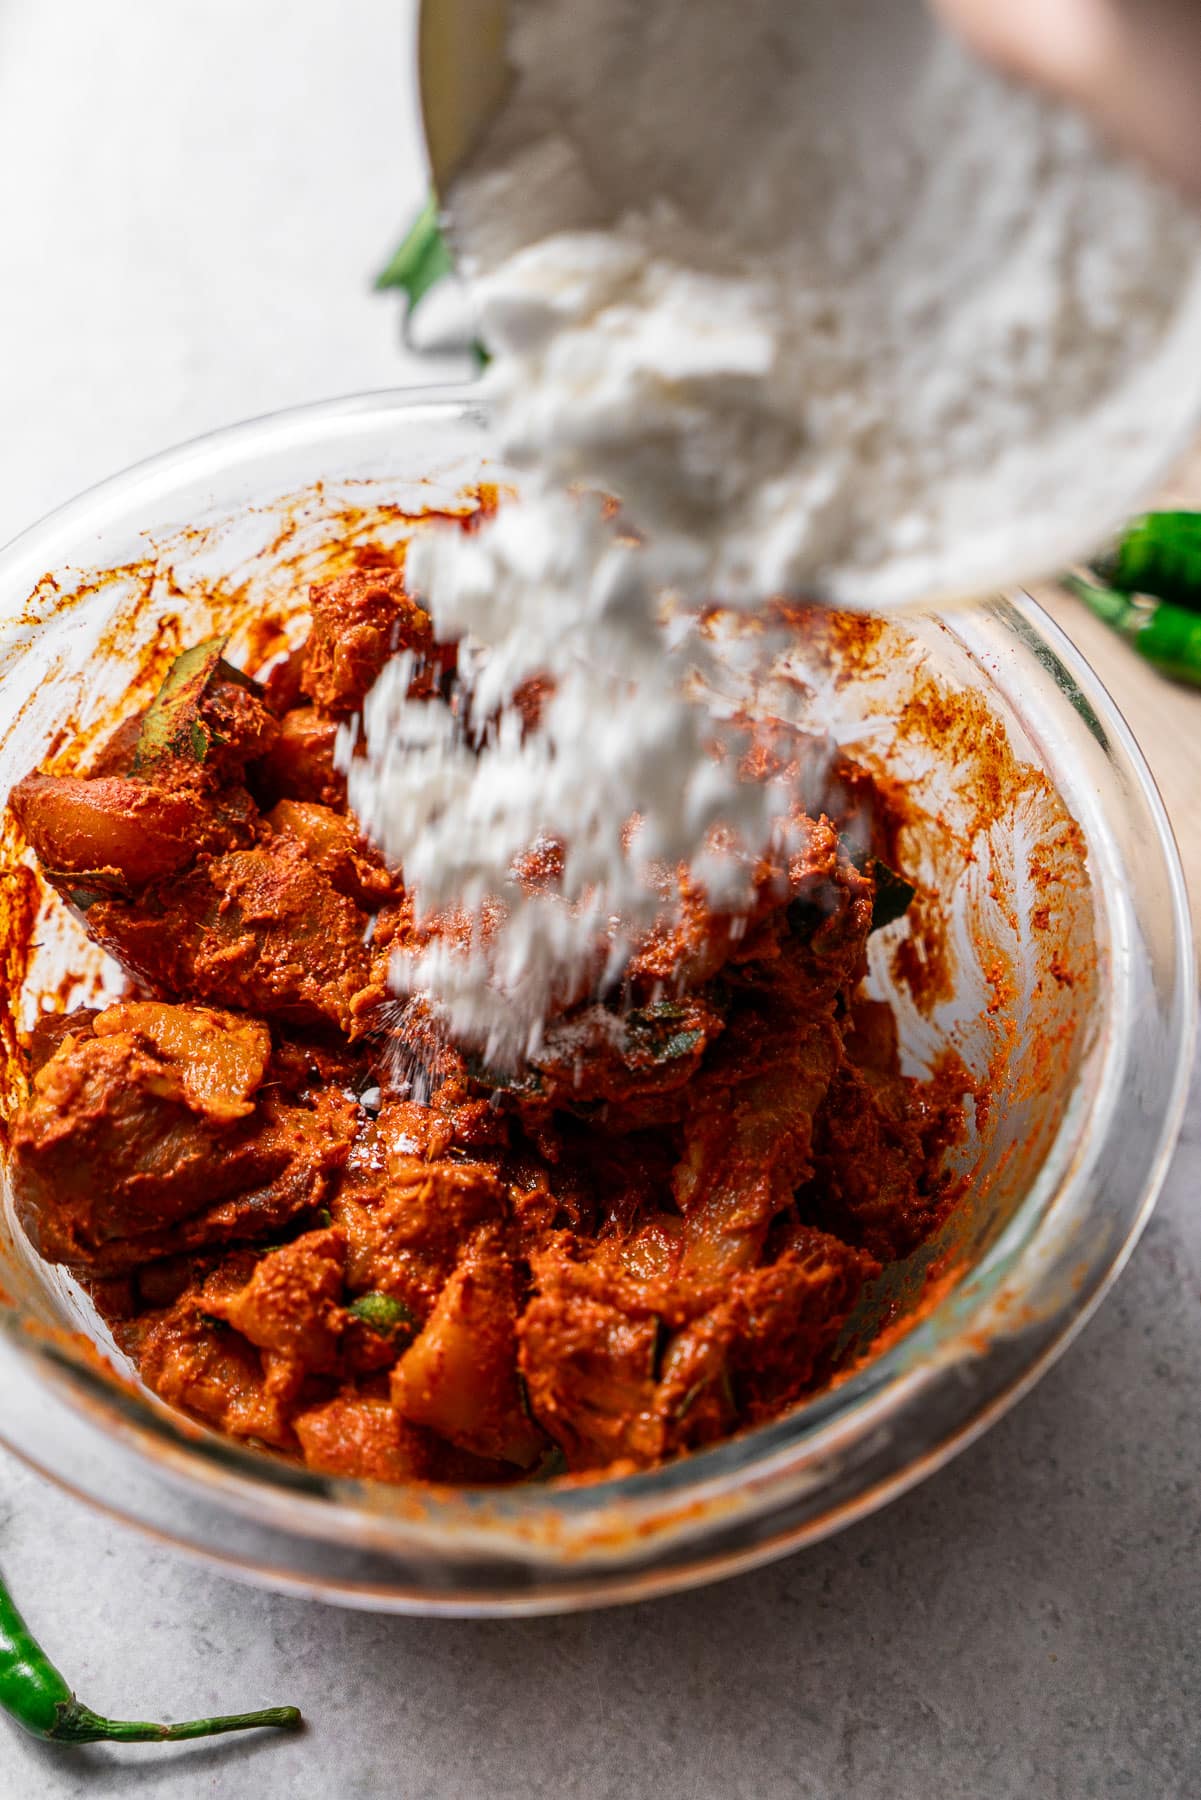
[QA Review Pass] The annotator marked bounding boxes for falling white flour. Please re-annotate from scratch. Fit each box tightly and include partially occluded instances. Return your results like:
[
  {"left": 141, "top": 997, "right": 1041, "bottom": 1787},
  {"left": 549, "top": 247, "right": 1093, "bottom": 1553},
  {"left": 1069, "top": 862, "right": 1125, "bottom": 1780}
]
[{"left": 349, "top": 0, "right": 1201, "bottom": 1060}]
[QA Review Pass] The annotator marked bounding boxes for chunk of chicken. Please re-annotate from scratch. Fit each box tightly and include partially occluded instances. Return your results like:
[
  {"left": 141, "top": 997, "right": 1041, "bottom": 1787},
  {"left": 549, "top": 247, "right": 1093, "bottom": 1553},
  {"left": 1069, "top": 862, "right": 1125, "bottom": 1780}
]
[
  {"left": 801, "top": 1060, "right": 968, "bottom": 1262},
  {"left": 300, "top": 568, "right": 433, "bottom": 716},
  {"left": 520, "top": 1223, "right": 874, "bottom": 1470},
  {"left": 672, "top": 1014, "right": 841, "bottom": 1280},
  {"left": 137, "top": 1296, "right": 295, "bottom": 1449},
  {"left": 657, "top": 1229, "right": 876, "bottom": 1435},
  {"left": 82, "top": 834, "right": 374, "bottom": 1032},
  {"left": 264, "top": 800, "right": 397, "bottom": 909},
  {"left": 9, "top": 1003, "right": 354, "bottom": 1271},
  {"left": 331, "top": 1106, "right": 506, "bottom": 1315},
  {"left": 92, "top": 1001, "right": 271, "bottom": 1123},
  {"left": 391, "top": 1235, "right": 545, "bottom": 1468},
  {"left": 519, "top": 1277, "right": 664, "bottom": 1471},
  {"left": 253, "top": 707, "right": 346, "bottom": 809},
  {"left": 293, "top": 1395, "right": 516, "bottom": 1485},
  {"left": 294, "top": 1396, "right": 433, "bottom": 1481},
  {"left": 10, "top": 774, "right": 216, "bottom": 891},
  {"left": 207, "top": 1228, "right": 347, "bottom": 1371},
  {"left": 11, "top": 647, "right": 278, "bottom": 900}
]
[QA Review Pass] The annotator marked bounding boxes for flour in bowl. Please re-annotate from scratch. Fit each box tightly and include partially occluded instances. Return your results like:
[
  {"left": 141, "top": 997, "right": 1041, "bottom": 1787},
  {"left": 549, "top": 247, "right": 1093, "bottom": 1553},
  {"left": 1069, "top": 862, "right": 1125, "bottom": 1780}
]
[{"left": 350, "top": 0, "right": 1201, "bottom": 1058}]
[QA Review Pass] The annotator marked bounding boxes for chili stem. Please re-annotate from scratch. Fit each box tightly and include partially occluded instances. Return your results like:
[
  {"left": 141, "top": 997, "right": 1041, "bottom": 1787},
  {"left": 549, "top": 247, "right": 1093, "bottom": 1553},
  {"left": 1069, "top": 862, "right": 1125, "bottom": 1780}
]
[
  {"left": 1063, "top": 574, "right": 1201, "bottom": 689},
  {"left": 0, "top": 1569, "right": 301, "bottom": 1745},
  {"left": 46, "top": 1701, "right": 303, "bottom": 1745}
]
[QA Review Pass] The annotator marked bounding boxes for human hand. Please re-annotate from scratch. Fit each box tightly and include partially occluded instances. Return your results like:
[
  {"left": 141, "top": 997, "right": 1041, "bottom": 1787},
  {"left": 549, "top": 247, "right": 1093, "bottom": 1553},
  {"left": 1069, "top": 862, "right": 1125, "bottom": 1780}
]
[{"left": 931, "top": 0, "right": 1201, "bottom": 195}]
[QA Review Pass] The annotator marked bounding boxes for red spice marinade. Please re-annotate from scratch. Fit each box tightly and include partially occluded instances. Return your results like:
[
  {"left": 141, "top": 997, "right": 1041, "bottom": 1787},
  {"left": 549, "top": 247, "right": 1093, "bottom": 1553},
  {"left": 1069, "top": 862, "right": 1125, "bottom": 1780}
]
[{"left": 0, "top": 489, "right": 1094, "bottom": 1489}]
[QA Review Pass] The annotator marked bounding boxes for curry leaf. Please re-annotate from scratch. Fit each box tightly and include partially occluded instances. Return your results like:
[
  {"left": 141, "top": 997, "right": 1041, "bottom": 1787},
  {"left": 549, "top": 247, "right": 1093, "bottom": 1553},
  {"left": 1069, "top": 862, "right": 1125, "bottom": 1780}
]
[
  {"left": 622, "top": 1001, "right": 709, "bottom": 1064},
  {"left": 44, "top": 867, "right": 132, "bottom": 910},
  {"left": 133, "top": 636, "right": 229, "bottom": 771},
  {"left": 786, "top": 896, "right": 825, "bottom": 940},
  {"left": 790, "top": 846, "right": 915, "bottom": 938},
  {"left": 465, "top": 1054, "right": 544, "bottom": 1097},
  {"left": 376, "top": 193, "right": 491, "bottom": 367},
  {"left": 870, "top": 860, "right": 916, "bottom": 934}
]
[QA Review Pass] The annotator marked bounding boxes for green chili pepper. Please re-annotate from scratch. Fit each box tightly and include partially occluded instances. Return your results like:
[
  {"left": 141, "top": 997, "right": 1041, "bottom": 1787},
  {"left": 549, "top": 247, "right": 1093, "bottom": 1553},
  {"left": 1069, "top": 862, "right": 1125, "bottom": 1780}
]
[
  {"left": 0, "top": 1571, "right": 301, "bottom": 1745},
  {"left": 1063, "top": 575, "right": 1201, "bottom": 689},
  {"left": 348, "top": 1291, "right": 417, "bottom": 1338},
  {"left": 1093, "top": 512, "right": 1201, "bottom": 614}
]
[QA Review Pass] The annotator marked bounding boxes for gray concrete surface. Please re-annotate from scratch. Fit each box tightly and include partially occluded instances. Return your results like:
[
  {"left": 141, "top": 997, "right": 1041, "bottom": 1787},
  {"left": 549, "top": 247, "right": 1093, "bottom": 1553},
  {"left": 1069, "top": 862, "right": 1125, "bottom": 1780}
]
[
  {"left": 1, "top": 1070, "right": 1197, "bottom": 1800},
  {"left": 1, "top": 5, "right": 1199, "bottom": 1796}
]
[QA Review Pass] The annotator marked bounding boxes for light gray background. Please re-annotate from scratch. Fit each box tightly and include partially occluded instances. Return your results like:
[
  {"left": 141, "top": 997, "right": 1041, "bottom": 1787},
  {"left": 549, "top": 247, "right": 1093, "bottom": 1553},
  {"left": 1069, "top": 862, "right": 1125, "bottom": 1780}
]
[{"left": 1, "top": 4, "right": 1199, "bottom": 1796}]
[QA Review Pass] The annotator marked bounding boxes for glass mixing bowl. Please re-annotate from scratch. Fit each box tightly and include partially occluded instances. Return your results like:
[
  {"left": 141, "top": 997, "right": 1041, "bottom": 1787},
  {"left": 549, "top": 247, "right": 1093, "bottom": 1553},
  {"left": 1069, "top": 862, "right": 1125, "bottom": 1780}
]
[{"left": 0, "top": 389, "right": 1191, "bottom": 1615}]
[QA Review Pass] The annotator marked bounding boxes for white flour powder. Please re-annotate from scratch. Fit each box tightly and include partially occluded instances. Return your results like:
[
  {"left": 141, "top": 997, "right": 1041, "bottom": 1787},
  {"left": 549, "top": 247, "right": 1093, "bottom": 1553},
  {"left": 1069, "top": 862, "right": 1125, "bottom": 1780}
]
[{"left": 350, "top": 0, "right": 1201, "bottom": 1057}]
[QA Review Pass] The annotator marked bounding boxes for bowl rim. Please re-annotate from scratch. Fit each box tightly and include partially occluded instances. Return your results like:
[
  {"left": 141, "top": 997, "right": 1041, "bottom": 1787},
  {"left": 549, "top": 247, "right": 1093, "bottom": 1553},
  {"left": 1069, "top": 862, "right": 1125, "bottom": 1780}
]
[{"left": 0, "top": 385, "right": 1193, "bottom": 1612}]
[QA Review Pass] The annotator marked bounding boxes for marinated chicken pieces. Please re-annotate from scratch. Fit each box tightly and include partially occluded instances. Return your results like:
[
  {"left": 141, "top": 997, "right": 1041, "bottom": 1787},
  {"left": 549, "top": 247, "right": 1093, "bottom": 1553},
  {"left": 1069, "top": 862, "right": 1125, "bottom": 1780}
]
[{"left": 7, "top": 562, "right": 967, "bottom": 1486}]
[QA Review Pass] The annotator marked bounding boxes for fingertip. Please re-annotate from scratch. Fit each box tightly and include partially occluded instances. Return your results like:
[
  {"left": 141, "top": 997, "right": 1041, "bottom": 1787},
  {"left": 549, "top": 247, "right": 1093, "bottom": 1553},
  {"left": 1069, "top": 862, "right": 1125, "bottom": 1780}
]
[{"left": 931, "top": 0, "right": 1120, "bottom": 98}]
